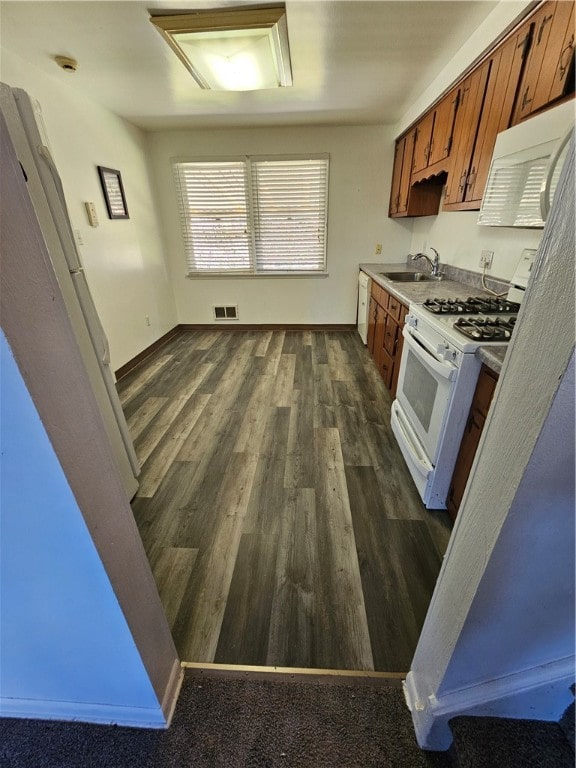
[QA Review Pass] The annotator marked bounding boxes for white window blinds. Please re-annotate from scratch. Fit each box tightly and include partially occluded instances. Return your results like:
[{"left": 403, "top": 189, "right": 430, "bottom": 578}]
[
  {"left": 173, "top": 155, "right": 329, "bottom": 275},
  {"left": 173, "top": 161, "right": 251, "bottom": 272}
]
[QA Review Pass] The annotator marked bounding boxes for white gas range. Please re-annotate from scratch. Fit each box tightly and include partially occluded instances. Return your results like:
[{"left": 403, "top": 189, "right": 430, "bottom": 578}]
[{"left": 391, "top": 250, "right": 535, "bottom": 509}]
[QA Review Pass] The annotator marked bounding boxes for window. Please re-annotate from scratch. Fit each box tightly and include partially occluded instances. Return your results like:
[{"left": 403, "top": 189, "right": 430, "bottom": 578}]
[{"left": 173, "top": 155, "right": 329, "bottom": 275}]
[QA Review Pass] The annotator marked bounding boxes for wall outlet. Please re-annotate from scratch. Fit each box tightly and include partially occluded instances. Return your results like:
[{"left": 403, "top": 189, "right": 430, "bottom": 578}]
[
  {"left": 145, "top": 315, "right": 151, "bottom": 327},
  {"left": 479, "top": 250, "right": 494, "bottom": 269},
  {"left": 375, "top": 243, "right": 382, "bottom": 255}
]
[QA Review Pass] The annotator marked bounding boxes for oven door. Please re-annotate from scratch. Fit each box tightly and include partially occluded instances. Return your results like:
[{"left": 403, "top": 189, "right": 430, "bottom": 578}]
[{"left": 395, "top": 324, "right": 457, "bottom": 463}]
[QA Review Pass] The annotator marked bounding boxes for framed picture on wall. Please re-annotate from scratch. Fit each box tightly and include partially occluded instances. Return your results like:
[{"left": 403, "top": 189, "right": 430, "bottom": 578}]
[{"left": 97, "top": 166, "right": 129, "bottom": 219}]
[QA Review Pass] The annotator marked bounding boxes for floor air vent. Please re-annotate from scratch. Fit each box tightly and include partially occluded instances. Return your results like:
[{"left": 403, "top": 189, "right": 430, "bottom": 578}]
[{"left": 213, "top": 305, "right": 239, "bottom": 321}]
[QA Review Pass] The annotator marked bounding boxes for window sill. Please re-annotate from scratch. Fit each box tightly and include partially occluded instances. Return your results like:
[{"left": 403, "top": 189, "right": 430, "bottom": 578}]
[{"left": 186, "top": 272, "right": 329, "bottom": 279}]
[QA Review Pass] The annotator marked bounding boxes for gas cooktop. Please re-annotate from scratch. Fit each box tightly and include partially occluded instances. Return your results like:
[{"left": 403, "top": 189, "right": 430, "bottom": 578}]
[
  {"left": 422, "top": 296, "right": 520, "bottom": 315},
  {"left": 418, "top": 294, "right": 520, "bottom": 346}
]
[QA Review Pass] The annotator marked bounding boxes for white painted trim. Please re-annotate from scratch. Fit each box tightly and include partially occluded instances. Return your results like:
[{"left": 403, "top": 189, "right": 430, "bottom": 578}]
[
  {"left": 161, "top": 660, "right": 185, "bottom": 726},
  {"left": 404, "top": 656, "right": 575, "bottom": 750},
  {"left": 0, "top": 697, "right": 168, "bottom": 729}
]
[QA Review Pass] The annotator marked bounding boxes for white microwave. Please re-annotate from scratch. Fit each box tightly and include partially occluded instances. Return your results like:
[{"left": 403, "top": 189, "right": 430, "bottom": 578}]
[{"left": 478, "top": 100, "right": 574, "bottom": 228}]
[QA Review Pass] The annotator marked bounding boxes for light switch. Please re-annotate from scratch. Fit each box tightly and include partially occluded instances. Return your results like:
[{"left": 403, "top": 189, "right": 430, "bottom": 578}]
[{"left": 84, "top": 201, "right": 99, "bottom": 227}]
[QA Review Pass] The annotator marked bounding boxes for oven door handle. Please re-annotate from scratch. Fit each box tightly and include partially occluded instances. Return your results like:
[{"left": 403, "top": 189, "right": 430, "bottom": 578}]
[
  {"left": 391, "top": 401, "right": 433, "bottom": 478},
  {"left": 402, "top": 327, "right": 457, "bottom": 381}
]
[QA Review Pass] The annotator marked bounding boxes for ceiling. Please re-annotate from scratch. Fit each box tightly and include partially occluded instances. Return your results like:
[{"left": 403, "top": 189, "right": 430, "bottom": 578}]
[{"left": 0, "top": 1, "right": 501, "bottom": 131}]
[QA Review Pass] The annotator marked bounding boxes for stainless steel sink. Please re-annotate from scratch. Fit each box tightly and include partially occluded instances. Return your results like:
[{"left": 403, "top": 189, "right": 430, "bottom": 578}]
[{"left": 379, "top": 271, "right": 433, "bottom": 282}]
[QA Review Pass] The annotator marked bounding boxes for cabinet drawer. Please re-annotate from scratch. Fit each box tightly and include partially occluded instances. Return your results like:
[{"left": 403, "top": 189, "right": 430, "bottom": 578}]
[
  {"left": 371, "top": 282, "right": 386, "bottom": 307},
  {"left": 387, "top": 294, "right": 403, "bottom": 320}
]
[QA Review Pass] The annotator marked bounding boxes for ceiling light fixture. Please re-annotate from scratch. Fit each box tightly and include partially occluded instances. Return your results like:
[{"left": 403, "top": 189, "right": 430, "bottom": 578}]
[{"left": 150, "top": 6, "right": 292, "bottom": 92}]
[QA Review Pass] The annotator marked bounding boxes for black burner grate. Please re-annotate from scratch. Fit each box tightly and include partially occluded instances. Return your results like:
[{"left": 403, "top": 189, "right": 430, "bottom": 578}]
[
  {"left": 423, "top": 296, "right": 520, "bottom": 315},
  {"left": 453, "top": 316, "right": 517, "bottom": 341}
]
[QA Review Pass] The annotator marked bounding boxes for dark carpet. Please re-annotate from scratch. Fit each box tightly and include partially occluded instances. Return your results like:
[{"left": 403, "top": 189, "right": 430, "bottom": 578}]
[
  {"left": 448, "top": 715, "right": 575, "bottom": 768},
  {"left": 0, "top": 670, "right": 449, "bottom": 768}
]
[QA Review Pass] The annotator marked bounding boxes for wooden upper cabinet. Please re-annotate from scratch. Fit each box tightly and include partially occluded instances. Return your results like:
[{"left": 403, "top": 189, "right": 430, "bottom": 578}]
[
  {"left": 389, "top": 128, "right": 416, "bottom": 216},
  {"left": 389, "top": 127, "right": 442, "bottom": 218},
  {"left": 412, "top": 111, "right": 435, "bottom": 175},
  {"left": 388, "top": 1, "right": 575, "bottom": 218},
  {"left": 411, "top": 89, "right": 460, "bottom": 184},
  {"left": 443, "top": 63, "right": 490, "bottom": 209},
  {"left": 462, "top": 25, "right": 530, "bottom": 206},
  {"left": 428, "top": 88, "right": 460, "bottom": 167},
  {"left": 389, "top": 138, "right": 406, "bottom": 216},
  {"left": 513, "top": 1, "right": 575, "bottom": 124}
]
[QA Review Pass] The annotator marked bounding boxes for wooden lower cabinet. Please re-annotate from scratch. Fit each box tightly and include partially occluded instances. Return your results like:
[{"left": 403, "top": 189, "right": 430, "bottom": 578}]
[
  {"left": 367, "top": 282, "right": 408, "bottom": 398},
  {"left": 446, "top": 365, "right": 499, "bottom": 521}
]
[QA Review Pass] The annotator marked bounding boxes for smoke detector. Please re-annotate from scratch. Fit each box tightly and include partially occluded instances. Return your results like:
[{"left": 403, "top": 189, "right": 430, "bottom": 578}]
[{"left": 55, "top": 56, "right": 78, "bottom": 72}]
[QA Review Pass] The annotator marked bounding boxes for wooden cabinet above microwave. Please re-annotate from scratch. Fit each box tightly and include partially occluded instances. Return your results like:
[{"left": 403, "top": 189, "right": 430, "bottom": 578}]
[{"left": 388, "top": 0, "right": 575, "bottom": 219}]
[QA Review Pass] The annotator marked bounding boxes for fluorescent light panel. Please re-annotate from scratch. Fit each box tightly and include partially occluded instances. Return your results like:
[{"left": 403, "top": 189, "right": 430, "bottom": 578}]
[{"left": 150, "top": 6, "right": 292, "bottom": 91}]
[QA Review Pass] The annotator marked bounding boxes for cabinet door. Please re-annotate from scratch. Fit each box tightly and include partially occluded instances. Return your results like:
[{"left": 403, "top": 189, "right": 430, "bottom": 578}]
[
  {"left": 383, "top": 314, "right": 398, "bottom": 356},
  {"left": 390, "top": 305, "right": 409, "bottom": 399},
  {"left": 547, "top": 3, "right": 575, "bottom": 105},
  {"left": 443, "top": 62, "right": 490, "bottom": 208},
  {"left": 373, "top": 302, "right": 386, "bottom": 365},
  {"left": 446, "top": 408, "right": 486, "bottom": 521},
  {"left": 512, "top": 1, "right": 574, "bottom": 123},
  {"left": 412, "top": 111, "right": 435, "bottom": 174},
  {"left": 389, "top": 138, "right": 405, "bottom": 215},
  {"left": 531, "top": 1, "right": 575, "bottom": 112},
  {"left": 378, "top": 348, "right": 395, "bottom": 390},
  {"left": 367, "top": 296, "right": 378, "bottom": 353},
  {"left": 465, "top": 27, "right": 528, "bottom": 204},
  {"left": 447, "top": 366, "right": 498, "bottom": 521},
  {"left": 428, "top": 88, "right": 459, "bottom": 166},
  {"left": 397, "top": 127, "right": 417, "bottom": 214}
]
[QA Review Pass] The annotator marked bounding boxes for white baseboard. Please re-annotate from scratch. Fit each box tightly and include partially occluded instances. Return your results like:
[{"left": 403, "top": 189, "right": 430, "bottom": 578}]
[
  {"left": 0, "top": 696, "right": 169, "bottom": 729},
  {"left": 405, "top": 655, "right": 576, "bottom": 750}
]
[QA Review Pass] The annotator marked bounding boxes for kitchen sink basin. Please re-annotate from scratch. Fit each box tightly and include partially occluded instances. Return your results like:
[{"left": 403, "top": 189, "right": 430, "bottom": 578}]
[{"left": 379, "top": 271, "right": 434, "bottom": 282}]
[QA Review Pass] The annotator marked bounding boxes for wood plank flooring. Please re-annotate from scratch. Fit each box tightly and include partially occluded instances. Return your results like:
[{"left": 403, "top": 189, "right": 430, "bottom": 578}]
[{"left": 119, "top": 330, "right": 452, "bottom": 672}]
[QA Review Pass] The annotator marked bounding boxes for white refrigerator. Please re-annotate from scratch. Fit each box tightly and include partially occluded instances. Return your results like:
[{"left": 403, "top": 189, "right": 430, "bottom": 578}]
[{"left": 0, "top": 83, "right": 140, "bottom": 500}]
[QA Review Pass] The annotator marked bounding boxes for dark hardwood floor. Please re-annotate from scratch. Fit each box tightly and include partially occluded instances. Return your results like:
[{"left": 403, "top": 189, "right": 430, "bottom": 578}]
[{"left": 118, "top": 329, "right": 452, "bottom": 672}]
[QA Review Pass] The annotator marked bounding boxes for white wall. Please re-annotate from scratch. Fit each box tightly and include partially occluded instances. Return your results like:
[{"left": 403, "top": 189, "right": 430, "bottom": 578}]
[
  {"left": 147, "top": 124, "right": 412, "bottom": 325},
  {"left": 0, "top": 331, "right": 165, "bottom": 726},
  {"left": 397, "top": 0, "right": 542, "bottom": 280},
  {"left": 409, "top": 209, "right": 542, "bottom": 282},
  {"left": 405, "top": 137, "right": 576, "bottom": 750},
  {"left": 0, "top": 48, "right": 177, "bottom": 370}
]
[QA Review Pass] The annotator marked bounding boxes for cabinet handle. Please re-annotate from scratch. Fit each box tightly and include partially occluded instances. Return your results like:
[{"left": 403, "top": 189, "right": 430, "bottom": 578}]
[
  {"left": 537, "top": 13, "right": 554, "bottom": 46},
  {"left": 518, "top": 30, "right": 531, "bottom": 59},
  {"left": 520, "top": 86, "right": 533, "bottom": 113},
  {"left": 429, "top": 138, "right": 435, "bottom": 161},
  {"left": 559, "top": 35, "right": 574, "bottom": 81},
  {"left": 424, "top": 142, "right": 430, "bottom": 164},
  {"left": 466, "top": 166, "right": 476, "bottom": 190},
  {"left": 458, "top": 169, "right": 468, "bottom": 195}
]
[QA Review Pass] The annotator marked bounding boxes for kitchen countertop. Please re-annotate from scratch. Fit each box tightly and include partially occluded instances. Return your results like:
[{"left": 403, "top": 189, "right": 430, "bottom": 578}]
[
  {"left": 360, "top": 262, "right": 497, "bottom": 305},
  {"left": 359, "top": 262, "right": 508, "bottom": 375},
  {"left": 476, "top": 345, "right": 507, "bottom": 375}
]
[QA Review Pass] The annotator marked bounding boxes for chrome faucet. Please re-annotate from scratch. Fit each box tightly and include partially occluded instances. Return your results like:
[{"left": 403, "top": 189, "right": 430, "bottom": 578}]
[{"left": 410, "top": 247, "right": 442, "bottom": 278}]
